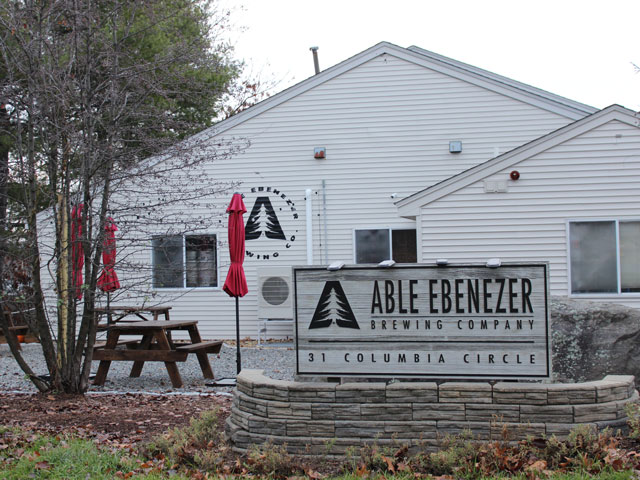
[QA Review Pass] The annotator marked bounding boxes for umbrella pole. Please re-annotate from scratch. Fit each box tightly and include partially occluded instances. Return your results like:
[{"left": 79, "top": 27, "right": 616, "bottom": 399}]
[
  {"left": 235, "top": 297, "right": 241, "bottom": 374},
  {"left": 106, "top": 291, "right": 112, "bottom": 325}
]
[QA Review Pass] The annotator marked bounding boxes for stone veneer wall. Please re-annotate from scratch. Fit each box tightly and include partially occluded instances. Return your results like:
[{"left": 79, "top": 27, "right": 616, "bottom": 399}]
[{"left": 226, "top": 370, "right": 638, "bottom": 455}]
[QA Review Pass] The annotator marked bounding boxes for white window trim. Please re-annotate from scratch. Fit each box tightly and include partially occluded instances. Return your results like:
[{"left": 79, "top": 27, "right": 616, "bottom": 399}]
[
  {"left": 566, "top": 218, "right": 640, "bottom": 297},
  {"left": 151, "top": 233, "right": 221, "bottom": 291},
  {"left": 352, "top": 227, "right": 417, "bottom": 264}
]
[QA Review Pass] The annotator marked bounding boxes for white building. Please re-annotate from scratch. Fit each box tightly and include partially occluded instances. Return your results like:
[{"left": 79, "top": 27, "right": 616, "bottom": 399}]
[
  {"left": 397, "top": 104, "right": 640, "bottom": 308},
  {"left": 45, "top": 42, "right": 639, "bottom": 339}
]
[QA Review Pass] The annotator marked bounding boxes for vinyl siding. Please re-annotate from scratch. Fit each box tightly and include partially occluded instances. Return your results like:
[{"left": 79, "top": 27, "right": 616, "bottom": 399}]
[
  {"left": 40, "top": 53, "right": 581, "bottom": 339},
  {"left": 418, "top": 119, "right": 640, "bottom": 308}
]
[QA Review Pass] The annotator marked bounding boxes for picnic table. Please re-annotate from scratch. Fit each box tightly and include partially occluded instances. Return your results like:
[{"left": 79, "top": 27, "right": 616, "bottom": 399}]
[
  {"left": 1, "top": 302, "right": 35, "bottom": 350},
  {"left": 92, "top": 320, "right": 222, "bottom": 388},
  {"left": 95, "top": 305, "right": 172, "bottom": 324}
]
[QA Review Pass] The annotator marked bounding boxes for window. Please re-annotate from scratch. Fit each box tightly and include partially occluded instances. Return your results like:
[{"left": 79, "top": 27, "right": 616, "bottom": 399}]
[
  {"left": 355, "top": 228, "right": 417, "bottom": 264},
  {"left": 569, "top": 220, "right": 640, "bottom": 294},
  {"left": 152, "top": 234, "right": 217, "bottom": 288}
]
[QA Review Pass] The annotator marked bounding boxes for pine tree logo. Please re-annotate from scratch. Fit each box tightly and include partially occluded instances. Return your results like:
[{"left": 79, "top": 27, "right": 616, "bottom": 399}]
[
  {"left": 245, "top": 196, "right": 286, "bottom": 241},
  {"left": 309, "top": 281, "right": 359, "bottom": 329}
]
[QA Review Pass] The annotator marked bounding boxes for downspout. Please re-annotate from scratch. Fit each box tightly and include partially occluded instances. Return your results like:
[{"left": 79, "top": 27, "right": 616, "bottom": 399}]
[
  {"left": 322, "top": 180, "right": 328, "bottom": 264},
  {"left": 305, "top": 188, "right": 313, "bottom": 265}
]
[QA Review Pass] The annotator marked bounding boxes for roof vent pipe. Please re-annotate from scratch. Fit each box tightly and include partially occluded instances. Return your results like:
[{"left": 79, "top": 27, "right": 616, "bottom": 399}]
[{"left": 310, "top": 46, "right": 320, "bottom": 74}]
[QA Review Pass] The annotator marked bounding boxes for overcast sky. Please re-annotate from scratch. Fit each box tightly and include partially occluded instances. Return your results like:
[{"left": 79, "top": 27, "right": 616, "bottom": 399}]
[{"left": 220, "top": 0, "right": 639, "bottom": 111}]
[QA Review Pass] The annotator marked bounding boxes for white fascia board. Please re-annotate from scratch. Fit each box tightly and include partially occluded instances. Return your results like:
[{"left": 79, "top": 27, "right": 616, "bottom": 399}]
[
  {"left": 396, "top": 105, "right": 640, "bottom": 215},
  {"left": 407, "top": 46, "right": 597, "bottom": 118}
]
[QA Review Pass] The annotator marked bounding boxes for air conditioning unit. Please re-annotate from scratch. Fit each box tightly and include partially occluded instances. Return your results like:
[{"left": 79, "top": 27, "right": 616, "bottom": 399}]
[{"left": 257, "top": 266, "right": 293, "bottom": 320}]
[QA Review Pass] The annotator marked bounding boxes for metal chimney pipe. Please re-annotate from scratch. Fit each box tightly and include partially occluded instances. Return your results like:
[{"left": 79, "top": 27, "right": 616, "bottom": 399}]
[{"left": 310, "top": 46, "right": 320, "bottom": 74}]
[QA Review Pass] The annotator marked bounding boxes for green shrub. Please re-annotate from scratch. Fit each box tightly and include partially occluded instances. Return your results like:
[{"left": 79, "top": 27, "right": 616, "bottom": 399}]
[
  {"left": 625, "top": 401, "right": 640, "bottom": 438},
  {"left": 145, "top": 407, "right": 225, "bottom": 467},
  {"left": 243, "top": 440, "right": 298, "bottom": 478}
]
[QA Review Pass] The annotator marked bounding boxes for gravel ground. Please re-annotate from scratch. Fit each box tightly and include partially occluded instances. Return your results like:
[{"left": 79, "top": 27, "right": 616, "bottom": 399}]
[{"left": 0, "top": 342, "right": 295, "bottom": 393}]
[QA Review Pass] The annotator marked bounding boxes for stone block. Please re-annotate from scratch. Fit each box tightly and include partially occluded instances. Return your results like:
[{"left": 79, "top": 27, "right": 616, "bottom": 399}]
[
  {"left": 547, "top": 384, "right": 596, "bottom": 405},
  {"left": 595, "top": 418, "right": 629, "bottom": 432},
  {"left": 574, "top": 401, "right": 618, "bottom": 423},
  {"left": 238, "top": 393, "right": 268, "bottom": 417},
  {"left": 413, "top": 403, "right": 465, "bottom": 421},
  {"left": 336, "top": 383, "right": 386, "bottom": 403},
  {"left": 288, "top": 381, "right": 337, "bottom": 392},
  {"left": 386, "top": 382, "right": 438, "bottom": 403},
  {"left": 312, "top": 403, "right": 361, "bottom": 420},
  {"left": 287, "top": 420, "right": 334, "bottom": 437},
  {"left": 596, "top": 386, "right": 630, "bottom": 403},
  {"left": 465, "top": 403, "right": 519, "bottom": 422},
  {"left": 439, "top": 382, "right": 492, "bottom": 403},
  {"left": 236, "top": 369, "right": 264, "bottom": 388},
  {"left": 493, "top": 383, "right": 548, "bottom": 405},
  {"left": 248, "top": 418, "right": 286, "bottom": 436},
  {"left": 267, "top": 401, "right": 312, "bottom": 419},
  {"left": 490, "top": 422, "right": 545, "bottom": 440},
  {"left": 253, "top": 386, "right": 289, "bottom": 401},
  {"left": 545, "top": 423, "right": 578, "bottom": 440},
  {"left": 384, "top": 421, "right": 437, "bottom": 439},
  {"left": 287, "top": 383, "right": 336, "bottom": 403},
  {"left": 335, "top": 420, "right": 386, "bottom": 438},
  {"left": 520, "top": 404, "right": 573, "bottom": 423},
  {"left": 308, "top": 437, "right": 357, "bottom": 456},
  {"left": 436, "top": 420, "right": 490, "bottom": 440},
  {"left": 361, "top": 403, "right": 413, "bottom": 421},
  {"left": 594, "top": 376, "right": 635, "bottom": 402},
  {"left": 237, "top": 382, "right": 253, "bottom": 397},
  {"left": 230, "top": 409, "right": 252, "bottom": 429}
]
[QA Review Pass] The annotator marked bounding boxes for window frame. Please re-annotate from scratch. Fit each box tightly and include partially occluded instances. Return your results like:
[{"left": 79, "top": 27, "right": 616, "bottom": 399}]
[
  {"left": 567, "top": 218, "right": 640, "bottom": 297},
  {"left": 352, "top": 227, "right": 417, "bottom": 264},
  {"left": 151, "top": 233, "right": 220, "bottom": 290}
]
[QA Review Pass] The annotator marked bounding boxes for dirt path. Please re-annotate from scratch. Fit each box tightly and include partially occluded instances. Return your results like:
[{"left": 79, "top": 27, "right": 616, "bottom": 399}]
[{"left": 0, "top": 393, "right": 231, "bottom": 444}]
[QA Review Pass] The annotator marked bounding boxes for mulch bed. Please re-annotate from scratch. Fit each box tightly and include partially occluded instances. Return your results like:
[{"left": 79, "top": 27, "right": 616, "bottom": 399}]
[{"left": 0, "top": 393, "right": 231, "bottom": 444}]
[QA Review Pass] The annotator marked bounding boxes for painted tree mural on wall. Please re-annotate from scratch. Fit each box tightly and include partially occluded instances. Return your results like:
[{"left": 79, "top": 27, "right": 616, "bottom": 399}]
[{"left": 244, "top": 196, "right": 286, "bottom": 241}]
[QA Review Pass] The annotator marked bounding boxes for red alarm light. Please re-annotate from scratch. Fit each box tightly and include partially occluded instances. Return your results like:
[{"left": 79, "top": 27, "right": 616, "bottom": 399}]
[{"left": 510, "top": 170, "right": 520, "bottom": 181}]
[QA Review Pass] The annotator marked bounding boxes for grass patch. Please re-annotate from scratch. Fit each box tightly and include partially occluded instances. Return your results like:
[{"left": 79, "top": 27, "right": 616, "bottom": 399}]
[{"left": 0, "top": 428, "right": 188, "bottom": 479}]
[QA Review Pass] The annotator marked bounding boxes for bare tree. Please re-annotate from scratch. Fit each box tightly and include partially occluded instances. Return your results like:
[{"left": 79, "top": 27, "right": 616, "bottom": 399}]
[{"left": 0, "top": 0, "right": 247, "bottom": 393}]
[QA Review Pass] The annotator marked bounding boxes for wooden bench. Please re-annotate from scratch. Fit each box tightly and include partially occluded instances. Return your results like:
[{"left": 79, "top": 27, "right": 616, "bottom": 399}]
[
  {"left": 93, "top": 339, "right": 141, "bottom": 349},
  {"left": 176, "top": 340, "right": 223, "bottom": 354}
]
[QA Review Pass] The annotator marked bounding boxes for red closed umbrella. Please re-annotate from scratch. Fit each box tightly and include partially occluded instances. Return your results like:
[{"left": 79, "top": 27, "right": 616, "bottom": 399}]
[
  {"left": 71, "top": 204, "right": 84, "bottom": 300},
  {"left": 97, "top": 217, "right": 120, "bottom": 293},
  {"left": 222, "top": 193, "right": 248, "bottom": 374}
]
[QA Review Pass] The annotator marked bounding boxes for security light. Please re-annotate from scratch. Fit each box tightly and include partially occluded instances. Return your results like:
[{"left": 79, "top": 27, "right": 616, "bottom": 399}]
[
  {"left": 486, "top": 258, "right": 501, "bottom": 268},
  {"left": 378, "top": 259, "right": 396, "bottom": 268}
]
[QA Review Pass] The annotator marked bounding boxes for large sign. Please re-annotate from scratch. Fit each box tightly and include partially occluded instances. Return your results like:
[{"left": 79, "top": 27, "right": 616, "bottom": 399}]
[{"left": 294, "top": 264, "right": 550, "bottom": 379}]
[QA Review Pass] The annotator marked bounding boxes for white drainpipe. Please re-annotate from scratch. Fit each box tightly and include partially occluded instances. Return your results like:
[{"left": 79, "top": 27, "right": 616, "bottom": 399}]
[{"left": 305, "top": 188, "right": 313, "bottom": 265}]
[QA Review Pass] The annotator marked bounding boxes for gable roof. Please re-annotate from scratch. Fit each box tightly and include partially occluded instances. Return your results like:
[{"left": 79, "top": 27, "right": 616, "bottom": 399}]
[
  {"left": 396, "top": 104, "right": 640, "bottom": 217},
  {"left": 201, "top": 41, "right": 597, "bottom": 140}
]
